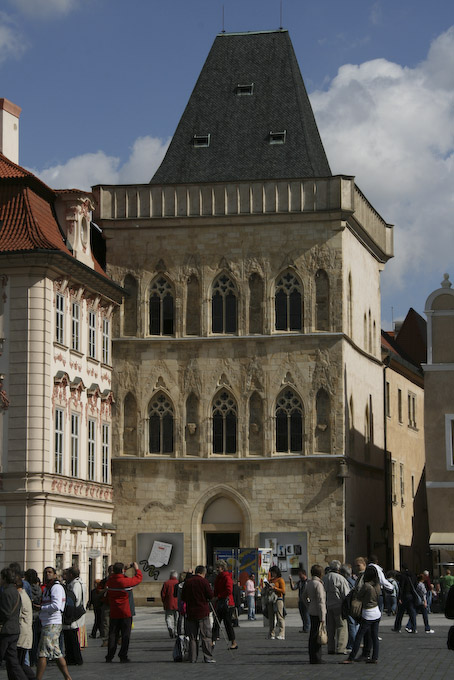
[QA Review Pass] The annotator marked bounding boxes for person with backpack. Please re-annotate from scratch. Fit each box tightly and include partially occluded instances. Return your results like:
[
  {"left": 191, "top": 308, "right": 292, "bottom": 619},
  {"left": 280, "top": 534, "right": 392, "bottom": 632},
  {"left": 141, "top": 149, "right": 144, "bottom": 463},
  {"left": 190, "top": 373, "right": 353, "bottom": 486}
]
[
  {"left": 34, "top": 566, "right": 72, "bottom": 680},
  {"left": 62, "top": 567, "right": 85, "bottom": 666}
]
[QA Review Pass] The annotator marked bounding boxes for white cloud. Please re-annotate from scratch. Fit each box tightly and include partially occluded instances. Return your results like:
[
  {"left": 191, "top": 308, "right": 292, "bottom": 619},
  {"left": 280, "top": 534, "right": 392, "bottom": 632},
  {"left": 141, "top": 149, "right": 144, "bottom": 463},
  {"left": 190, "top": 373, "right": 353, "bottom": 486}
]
[
  {"left": 310, "top": 26, "right": 454, "bottom": 315},
  {"left": 0, "top": 11, "right": 27, "bottom": 63},
  {"left": 33, "top": 136, "right": 169, "bottom": 191},
  {"left": 8, "top": 0, "right": 77, "bottom": 17}
]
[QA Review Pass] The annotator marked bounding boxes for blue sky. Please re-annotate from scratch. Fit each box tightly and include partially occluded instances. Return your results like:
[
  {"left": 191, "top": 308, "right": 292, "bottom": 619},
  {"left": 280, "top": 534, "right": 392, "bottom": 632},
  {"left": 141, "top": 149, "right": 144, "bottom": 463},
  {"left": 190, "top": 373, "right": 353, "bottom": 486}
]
[{"left": 1, "top": 0, "right": 453, "bottom": 328}]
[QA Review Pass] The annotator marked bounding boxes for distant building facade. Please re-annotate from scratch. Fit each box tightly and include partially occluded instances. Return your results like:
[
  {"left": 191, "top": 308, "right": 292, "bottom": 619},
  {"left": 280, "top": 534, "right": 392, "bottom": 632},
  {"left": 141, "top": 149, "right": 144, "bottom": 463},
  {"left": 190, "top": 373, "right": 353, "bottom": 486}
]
[
  {"left": 93, "top": 30, "right": 395, "bottom": 600},
  {"left": 0, "top": 98, "right": 123, "bottom": 584},
  {"left": 424, "top": 274, "right": 454, "bottom": 572},
  {"left": 382, "top": 309, "right": 429, "bottom": 572}
]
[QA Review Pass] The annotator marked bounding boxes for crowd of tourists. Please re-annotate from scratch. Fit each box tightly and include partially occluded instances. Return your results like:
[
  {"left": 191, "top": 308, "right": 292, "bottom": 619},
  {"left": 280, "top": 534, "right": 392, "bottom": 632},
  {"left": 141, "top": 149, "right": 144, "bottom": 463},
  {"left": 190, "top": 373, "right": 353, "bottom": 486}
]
[{"left": 1, "top": 556, "right": 449, "bottom": 674}]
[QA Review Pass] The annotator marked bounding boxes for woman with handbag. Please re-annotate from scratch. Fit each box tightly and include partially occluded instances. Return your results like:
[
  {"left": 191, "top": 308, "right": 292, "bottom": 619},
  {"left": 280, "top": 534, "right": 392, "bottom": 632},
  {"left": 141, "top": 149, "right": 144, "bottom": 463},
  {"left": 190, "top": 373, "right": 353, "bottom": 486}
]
[
  {"left": 305, "top": 564, "right": 327, "bottom": 664},
  {"left": 267, "top": 566, "right": 286, "bottom": 640},
  {"left": 341, "top": 565, "right": 381, "bottom": 664}
]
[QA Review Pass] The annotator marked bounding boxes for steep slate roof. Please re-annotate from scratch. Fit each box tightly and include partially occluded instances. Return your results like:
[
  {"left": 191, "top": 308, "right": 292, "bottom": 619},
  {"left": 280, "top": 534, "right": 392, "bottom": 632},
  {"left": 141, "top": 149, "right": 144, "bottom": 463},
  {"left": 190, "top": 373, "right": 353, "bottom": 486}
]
[{"left": 151, "top": 29, "right": 331, "bottom": 185}]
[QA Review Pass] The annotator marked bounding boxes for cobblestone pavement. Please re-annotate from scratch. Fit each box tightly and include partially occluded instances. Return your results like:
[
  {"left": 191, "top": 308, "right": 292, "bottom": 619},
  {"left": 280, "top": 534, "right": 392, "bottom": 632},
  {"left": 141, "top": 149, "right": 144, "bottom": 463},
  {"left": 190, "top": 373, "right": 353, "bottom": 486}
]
[{"left": 23, "top": 608, "right": 453, "bottom": 679}]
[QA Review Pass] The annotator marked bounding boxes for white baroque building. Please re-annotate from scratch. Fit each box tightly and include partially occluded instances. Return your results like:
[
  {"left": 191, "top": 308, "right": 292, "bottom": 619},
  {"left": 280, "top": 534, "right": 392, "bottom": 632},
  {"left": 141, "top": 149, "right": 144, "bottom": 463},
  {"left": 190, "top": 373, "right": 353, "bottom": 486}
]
[{"left": 0, "top": 98, "right": 123, "bottom": 584}]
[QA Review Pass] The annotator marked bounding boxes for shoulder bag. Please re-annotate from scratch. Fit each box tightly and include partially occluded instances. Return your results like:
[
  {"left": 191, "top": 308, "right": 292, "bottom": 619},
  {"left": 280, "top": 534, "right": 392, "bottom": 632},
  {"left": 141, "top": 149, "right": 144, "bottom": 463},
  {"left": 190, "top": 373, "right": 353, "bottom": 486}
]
[{"left": 317, "top": 621, "right": 328, "bottom": 645}]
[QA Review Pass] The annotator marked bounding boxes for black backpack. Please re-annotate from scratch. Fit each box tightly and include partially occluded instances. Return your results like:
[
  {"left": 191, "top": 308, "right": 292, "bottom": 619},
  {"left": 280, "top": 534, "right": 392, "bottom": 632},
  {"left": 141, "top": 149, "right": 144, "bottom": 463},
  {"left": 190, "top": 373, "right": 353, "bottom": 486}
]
[{"left": 50, "top": 582, "right": 86, "bottom": 625}]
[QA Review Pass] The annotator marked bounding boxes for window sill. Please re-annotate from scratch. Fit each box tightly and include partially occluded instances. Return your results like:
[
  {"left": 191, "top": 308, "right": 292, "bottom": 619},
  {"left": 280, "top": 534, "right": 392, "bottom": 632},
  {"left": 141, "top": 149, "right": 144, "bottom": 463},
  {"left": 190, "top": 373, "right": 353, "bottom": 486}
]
[
  {"left": 53, "top": 341, "right": 68, "bottom": 351},
  {"left": 101, "top": 362, "right": 112, "bottom": 370},
  {"left": 70, "top": 349, "right": 83, "bottom": 358},
  {"left": 87, "top": 356, "right": 100, "bottom": 365}
]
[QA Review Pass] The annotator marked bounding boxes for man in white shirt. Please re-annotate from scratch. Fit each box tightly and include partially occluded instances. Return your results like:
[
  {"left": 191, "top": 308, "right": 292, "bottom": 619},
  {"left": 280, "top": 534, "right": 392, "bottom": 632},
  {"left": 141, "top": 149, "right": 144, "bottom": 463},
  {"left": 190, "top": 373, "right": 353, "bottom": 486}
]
[{"left": 35, "top": 566, "right": 72, "bottom": 680}]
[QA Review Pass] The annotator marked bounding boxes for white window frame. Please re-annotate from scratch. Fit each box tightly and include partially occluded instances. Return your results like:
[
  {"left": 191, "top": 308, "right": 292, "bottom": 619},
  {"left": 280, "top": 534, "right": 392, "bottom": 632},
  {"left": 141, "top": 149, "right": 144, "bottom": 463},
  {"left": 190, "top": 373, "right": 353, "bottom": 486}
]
[
  {"left": 102, "top": 318, "right": 110, "bottom": 365},
  {"left": 71, "top": 413, "right": 80, "bottom": 477},
  {"left": 54, "top": 408, "right": 64, "bottom": 474},
  {"left": 56, "top": 293, "right": 65, "bottom": 344},
  {"left": 88, "top": 418, "right": 96, "bottom": 481},
  {"left": 391, "top": 459, "right": 397, "bottom": 504},
  {"left": 445, "top": 414, "right": 454, "bottom": 470},
  {"left": 71, "top": 302, "right": 80, "bottom": 352},
  {"left": 102, "top": 423, "right": 110, "bottom": 484},
  {"left": 88, "top": 310, "right": 97, "bottom": 359},
  {"left": 397, "top": 388, "right": 403, "bottom": 424},
  {"left": 400, "top": 462, "right": 405, "bottom": 506}
]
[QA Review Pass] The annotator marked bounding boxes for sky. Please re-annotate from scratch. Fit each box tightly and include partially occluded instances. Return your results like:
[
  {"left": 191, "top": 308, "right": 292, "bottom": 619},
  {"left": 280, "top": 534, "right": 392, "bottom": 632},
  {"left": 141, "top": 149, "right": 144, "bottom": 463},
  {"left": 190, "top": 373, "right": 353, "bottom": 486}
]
[{"left": 1, "top": 0, "right": 453, "bottom": 329}]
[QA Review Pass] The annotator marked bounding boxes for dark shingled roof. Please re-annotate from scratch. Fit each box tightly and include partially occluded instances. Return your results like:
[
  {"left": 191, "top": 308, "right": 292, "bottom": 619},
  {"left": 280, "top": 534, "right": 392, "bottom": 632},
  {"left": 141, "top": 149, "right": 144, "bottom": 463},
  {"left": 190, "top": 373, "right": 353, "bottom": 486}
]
[{"left": 151, "top": 30, "right": 331, "bottom": 184}]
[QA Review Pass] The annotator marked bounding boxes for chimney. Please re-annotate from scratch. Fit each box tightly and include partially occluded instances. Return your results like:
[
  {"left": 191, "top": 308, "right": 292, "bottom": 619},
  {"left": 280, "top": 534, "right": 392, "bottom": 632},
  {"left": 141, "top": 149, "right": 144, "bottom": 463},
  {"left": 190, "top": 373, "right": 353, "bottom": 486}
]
[{"left": 0, "top": 98, "right": 21, "bottom": 165}]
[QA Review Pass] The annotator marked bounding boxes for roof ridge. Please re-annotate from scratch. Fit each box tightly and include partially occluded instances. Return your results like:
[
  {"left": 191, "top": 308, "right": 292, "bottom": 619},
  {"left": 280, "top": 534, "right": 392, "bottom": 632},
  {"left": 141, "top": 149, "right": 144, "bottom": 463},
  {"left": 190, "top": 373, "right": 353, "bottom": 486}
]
[{"left": 218, "top": 29, "right": 288, "bottom": 37}]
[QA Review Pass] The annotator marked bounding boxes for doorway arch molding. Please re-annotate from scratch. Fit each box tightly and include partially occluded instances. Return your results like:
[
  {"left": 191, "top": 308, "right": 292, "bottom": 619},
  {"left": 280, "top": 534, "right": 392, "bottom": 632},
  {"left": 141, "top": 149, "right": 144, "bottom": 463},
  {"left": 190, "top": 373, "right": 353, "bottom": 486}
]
[{"left": 191, "top": 484, "right": 253, "bottom": 566}]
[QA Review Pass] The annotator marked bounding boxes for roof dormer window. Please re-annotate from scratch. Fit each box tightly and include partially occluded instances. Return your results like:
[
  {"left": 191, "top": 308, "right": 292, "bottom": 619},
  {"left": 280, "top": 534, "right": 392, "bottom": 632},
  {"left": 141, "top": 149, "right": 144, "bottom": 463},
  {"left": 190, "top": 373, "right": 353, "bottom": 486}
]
[
  {"left": 236, "top": 83, "right": 254, "bottom": 96},
  {"left": 192, "top": 134, "right": 210, "bottom": 148},
  {"left": 269, "top": 130, "right": 286, "bottom": 145}
]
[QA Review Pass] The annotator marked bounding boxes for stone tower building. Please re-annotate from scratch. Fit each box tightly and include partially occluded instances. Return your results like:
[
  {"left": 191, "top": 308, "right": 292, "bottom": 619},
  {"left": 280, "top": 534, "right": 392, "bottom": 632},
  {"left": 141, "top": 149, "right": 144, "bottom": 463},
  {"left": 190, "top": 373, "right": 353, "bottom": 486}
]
[{"left": 93, "top": 30, "right": 393, "bottom": 599}]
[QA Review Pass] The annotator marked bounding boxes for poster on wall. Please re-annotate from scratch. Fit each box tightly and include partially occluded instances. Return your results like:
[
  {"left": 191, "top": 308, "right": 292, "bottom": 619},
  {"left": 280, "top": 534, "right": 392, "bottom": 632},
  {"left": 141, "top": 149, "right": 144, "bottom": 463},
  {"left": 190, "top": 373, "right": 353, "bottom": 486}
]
[
  {"left": 136, "top": 533, "right": 184, "bottom": 582},
  {"left": 259, "top": 531, "right": 308, "bottom": 575}
]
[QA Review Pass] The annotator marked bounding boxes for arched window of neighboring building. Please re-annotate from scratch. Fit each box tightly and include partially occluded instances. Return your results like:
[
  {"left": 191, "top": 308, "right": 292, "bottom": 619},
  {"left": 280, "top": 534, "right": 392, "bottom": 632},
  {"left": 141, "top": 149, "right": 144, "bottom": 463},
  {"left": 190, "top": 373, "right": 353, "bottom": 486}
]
[
  {"left": 364, "top": 313, "right": 367, "bottom": 349},
  {"left": 315, "top": 388, "right": 331, "bottom": 453},
  {"left": 185, "top": 392, "right": 200, "bottom": 456},
  {"left": 249, "top": 391, "right": 263, "bottom": 455},
  {"left": 123, "top": 274, "right": 138, "bottom": 336},
  {"left": 212, "top": 390, "right": 237, "bottom": 454},
  {"left": 275, "top": 271, "right": 303, "bottom": 331},
  {"left": 149, "top": 392, "right": 174, "bottom": 454},
  {"left": 368, "top": 309, "right": 372, "bottom": 353},
  {"left": 149, "top": 275, "right": 174, "bottom": 336},
  {"left": 212, "top": 273, "right": 237, "bottom": 334},
  {"left": 186, "top": 274, "right": 200, "bottom": 336},
  {"left": 123, "top": 392, "right": 137, "bottom": 455},
  {"left": 249, "top": 273, "right": 263, "bottom": 334},
  {"left": 315, "top": 269, "right": 329, "bottom": 331},
  {"left": 347, "top": 273, "right": 353, "bottom": 338},
  {"left": 275, "top": 389, "right": 304, "bottom": 453}
]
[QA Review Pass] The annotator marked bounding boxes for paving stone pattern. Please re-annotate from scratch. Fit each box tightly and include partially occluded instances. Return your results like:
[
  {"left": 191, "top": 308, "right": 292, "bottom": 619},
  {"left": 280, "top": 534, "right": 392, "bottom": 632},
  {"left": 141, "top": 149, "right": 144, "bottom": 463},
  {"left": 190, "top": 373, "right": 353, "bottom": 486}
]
[{"left": 35, "top": 609, "right": 453, "bottom": 680}]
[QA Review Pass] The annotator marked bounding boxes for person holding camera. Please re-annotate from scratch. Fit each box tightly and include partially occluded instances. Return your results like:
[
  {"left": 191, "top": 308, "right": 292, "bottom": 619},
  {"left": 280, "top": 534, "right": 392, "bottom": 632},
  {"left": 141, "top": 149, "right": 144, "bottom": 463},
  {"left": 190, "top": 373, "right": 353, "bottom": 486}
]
[{"left": 105, "top": 561, "right": 142, "bottom": 664}]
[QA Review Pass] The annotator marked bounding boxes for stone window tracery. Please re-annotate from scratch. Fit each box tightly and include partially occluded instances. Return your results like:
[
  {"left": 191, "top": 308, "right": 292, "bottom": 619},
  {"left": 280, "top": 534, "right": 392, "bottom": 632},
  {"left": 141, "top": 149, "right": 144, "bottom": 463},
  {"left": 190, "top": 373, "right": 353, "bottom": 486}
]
[
  {"left": 212, "top": 390, "right": 237, "bottom": 454},
  {"left": 275, "top": 389, "right": 304, "bottom": 453},
  {"left": 149, "top": 392, "right": 174, "bottom": 454},
  {"left": 275, "top": 271, "right": 302, "bottom": 331},
  {"left": 149, "top": 276, "right": 174, "bottom": 336},
  {"left": 212, "top": 273, "right": 237, "bottom": 334}
]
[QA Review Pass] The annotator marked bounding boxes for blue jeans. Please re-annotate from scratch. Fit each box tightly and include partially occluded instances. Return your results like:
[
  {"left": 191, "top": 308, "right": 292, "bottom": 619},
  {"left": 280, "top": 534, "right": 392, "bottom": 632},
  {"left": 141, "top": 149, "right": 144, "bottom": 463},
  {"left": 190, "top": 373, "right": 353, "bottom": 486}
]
[
  {"left": 406, "top": 604, "right": 431, "bottom": 631},
  {"left": 349, "top": 617, "right": 380, "bottom": 662},
  {"left": 247, "top": 595, "right": 256, "bottom": 620}
]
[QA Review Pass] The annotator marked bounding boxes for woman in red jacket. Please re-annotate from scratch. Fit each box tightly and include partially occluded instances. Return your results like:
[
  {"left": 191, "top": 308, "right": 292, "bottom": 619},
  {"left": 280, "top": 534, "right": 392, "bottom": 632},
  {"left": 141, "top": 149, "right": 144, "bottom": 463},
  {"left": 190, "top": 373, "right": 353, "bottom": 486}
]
[{"left": 212, "top": 560, "right": 238, "bottom": 650}]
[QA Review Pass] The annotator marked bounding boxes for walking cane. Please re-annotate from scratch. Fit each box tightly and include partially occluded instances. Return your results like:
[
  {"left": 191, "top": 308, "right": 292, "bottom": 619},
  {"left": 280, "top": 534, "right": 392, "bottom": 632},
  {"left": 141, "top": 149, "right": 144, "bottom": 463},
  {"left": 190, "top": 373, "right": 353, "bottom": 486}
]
[{"left": 209, "top": 599, "right": 231, "bottom": 649}]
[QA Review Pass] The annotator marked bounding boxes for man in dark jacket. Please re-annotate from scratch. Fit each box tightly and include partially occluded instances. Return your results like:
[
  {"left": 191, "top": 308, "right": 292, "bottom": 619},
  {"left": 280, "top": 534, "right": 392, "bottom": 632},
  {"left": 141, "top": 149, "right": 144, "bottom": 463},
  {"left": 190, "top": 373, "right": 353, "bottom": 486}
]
[
  {"left": 105, "top": 561, "right": 142, "bottom": 663},
  {"left": 181, "top": 565, "right": 215, "bottom": 663},
  {"left": 0, "top": 567, "right": 29, "bottom": 679}
]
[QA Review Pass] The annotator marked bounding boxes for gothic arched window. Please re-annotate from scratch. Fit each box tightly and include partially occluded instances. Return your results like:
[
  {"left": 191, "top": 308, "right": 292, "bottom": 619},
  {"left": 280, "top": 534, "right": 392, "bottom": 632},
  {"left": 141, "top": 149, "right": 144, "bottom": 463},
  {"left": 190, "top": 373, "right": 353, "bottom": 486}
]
[
  {"left": 149, "top": 276, "right": 174, "bottom": 336},
  {"left": 149, "top": 392, "right": 174, "bottom": 454},
  {"left": 275, "top": 271, "right": 302, "bottom": 331},
  {"left": 212, "top": 273, "right": 237, "bottom": 334},
  {"left": 212, "top": 390, "right": 237, "bottom": 454},
  {"left": 275, "top": 389, "right": 304, "bottom": 453}
]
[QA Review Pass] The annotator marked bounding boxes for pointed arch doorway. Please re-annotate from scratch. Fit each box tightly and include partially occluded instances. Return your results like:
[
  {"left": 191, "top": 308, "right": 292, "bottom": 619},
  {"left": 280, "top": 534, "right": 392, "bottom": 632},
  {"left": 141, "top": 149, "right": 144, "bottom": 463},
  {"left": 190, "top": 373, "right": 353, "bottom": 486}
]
[{"left": 202, "top": 496, "right": 243, "bottom": 566}]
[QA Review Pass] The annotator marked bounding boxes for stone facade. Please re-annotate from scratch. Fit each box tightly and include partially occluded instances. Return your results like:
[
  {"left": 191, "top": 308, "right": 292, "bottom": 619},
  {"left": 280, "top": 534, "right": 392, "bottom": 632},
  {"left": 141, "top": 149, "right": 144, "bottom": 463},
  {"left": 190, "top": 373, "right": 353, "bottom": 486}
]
[{"left": 93, "top": 174, "right": 393, "bottom": 602}]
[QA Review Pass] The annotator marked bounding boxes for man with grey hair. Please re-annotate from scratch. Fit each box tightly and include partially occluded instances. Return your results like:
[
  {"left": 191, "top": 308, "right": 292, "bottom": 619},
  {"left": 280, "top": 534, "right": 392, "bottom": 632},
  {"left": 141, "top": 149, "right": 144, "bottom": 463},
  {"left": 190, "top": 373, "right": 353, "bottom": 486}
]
[
  {"left": 323, "top": 560, "right": 351, "bottom": 655},
  {"left": 161, "top": 570, "right": 179, "bottom": 638}
]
